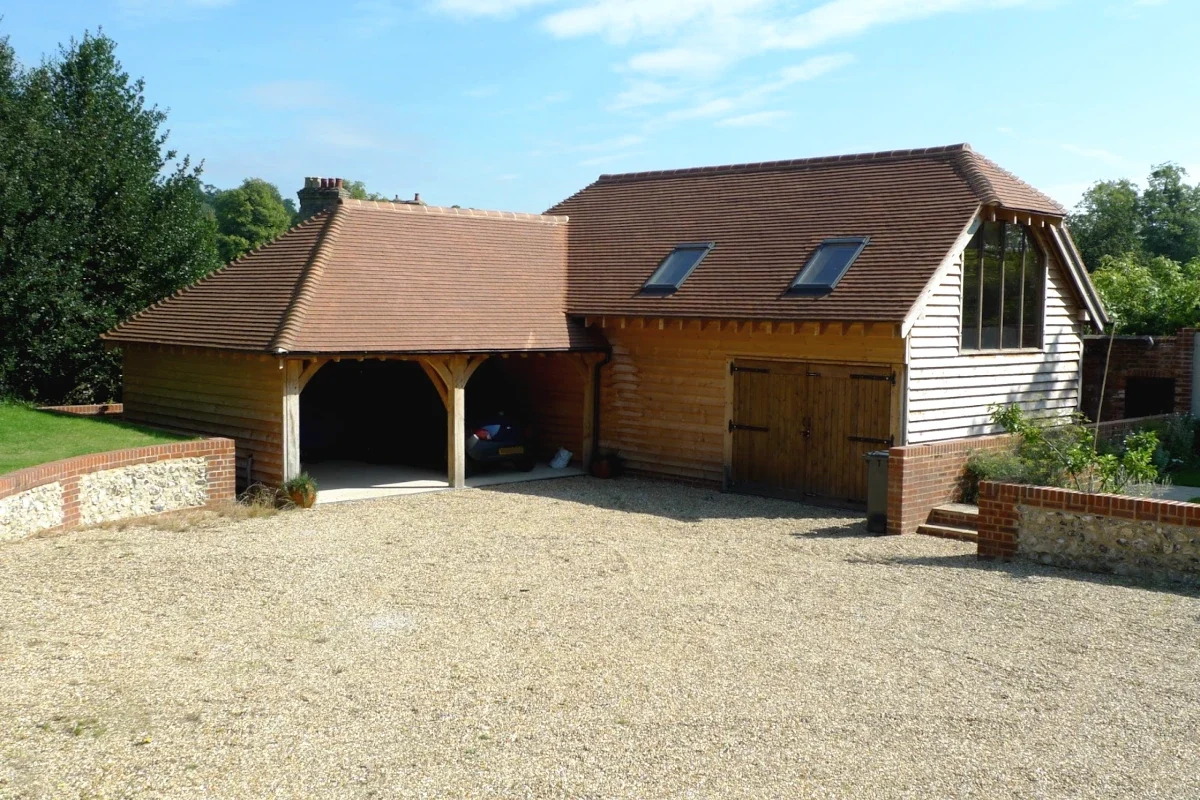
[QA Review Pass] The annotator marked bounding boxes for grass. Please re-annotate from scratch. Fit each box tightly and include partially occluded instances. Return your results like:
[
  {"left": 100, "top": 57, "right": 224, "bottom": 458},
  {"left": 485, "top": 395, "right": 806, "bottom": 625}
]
[
  {"left": 0, "top": 401, "right": 191, "bottom": 476},
  {"left": 1169, "top": 466, "right": 1200, "bottom": 488}
]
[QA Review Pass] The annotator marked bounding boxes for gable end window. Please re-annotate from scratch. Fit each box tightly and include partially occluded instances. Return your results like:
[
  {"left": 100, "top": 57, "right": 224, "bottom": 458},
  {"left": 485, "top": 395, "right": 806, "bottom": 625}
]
[
  {"left": 961, "top": 220, "right": 1045, "bottom": 352},
  {"left": 788, "top": 237, "right": 869, "bottom": 295},
  {"left": 641, "top": 242, "right": 714, "bottom": 294}
]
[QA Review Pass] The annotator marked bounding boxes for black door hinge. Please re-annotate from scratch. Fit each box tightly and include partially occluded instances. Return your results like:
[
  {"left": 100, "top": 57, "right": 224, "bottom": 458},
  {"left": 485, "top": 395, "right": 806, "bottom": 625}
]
[
  {"left": 729, "top": 421, "right": 770, "bottom": 433},
  {"left": 848, "top": 435, "right": 895, "bottom": 446},
  {"left": 731, "top": 364, "right": 771, "bottom": 374},
  {"left": 850, "top": 372, "right": 896, "bottom": 385}
]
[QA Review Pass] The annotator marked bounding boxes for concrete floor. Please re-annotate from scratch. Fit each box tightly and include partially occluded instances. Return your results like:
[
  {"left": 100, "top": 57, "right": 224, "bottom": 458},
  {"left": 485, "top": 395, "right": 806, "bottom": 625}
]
[{"left": 305, "top": 459, "right": 586, "bottom": 504}]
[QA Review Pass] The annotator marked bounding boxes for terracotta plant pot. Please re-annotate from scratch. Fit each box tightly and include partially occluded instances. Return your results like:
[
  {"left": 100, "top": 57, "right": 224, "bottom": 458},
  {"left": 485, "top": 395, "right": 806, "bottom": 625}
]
[
  {"left": 591, "top": 454, "right": 622, "bottom": 479},
  {"left": 287, "top": 487, "right": 316, "bottom": 508}
]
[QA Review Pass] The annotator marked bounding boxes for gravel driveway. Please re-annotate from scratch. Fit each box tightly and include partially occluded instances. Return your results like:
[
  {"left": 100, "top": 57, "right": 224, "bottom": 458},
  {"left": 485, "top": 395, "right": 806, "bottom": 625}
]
[{"left": 2, "top": 477, "right": 1199, "bottom": 798}]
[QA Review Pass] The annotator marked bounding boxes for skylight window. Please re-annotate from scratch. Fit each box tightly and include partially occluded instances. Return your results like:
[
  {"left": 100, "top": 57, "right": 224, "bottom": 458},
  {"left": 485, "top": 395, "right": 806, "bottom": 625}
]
[
  {"left": 788, "top": 237, "right": 869, "bottom": 295},
  {"left": 642, "top": 242, "right": 714, "bottom": 294}
]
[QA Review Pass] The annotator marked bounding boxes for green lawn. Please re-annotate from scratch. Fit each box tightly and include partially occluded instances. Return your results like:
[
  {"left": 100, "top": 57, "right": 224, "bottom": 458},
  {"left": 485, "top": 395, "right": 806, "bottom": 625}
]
[
  {"left": 0, "top": 403, "right": 191, "bottom": 476},
  {"left": 1170, "top": 466, "right": 1200, "bottom": 489}
]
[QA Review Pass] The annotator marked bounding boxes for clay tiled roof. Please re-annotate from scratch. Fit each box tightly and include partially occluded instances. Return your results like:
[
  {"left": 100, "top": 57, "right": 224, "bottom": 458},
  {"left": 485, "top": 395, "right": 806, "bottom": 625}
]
[
  {"left": 548, "top": 143, "right": 1064, "bottom": 323},
  {"left": 105, "top": 201, "right": 602, "bottom": 354}
]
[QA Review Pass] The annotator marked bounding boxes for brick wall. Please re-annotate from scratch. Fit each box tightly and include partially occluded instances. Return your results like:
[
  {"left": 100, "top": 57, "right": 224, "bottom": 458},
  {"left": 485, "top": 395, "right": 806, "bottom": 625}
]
[
  {"left": 1082, "top": 329, "right": 1196, "bottom": 422},
  {"left": 39, "top": 403, "right": 124, "bottom": 417},
  {"left": 886, "top": 434, "right": 1012, "bottom": 535},
  {"left": 976, "top": 481, "right": 1200, "bottom": 582},
  {"left": 885, "top": 415, "right": 1176, "bottom": 536},
  {"left": 0, "top": 438, "right": 235, "bottom": 541}
]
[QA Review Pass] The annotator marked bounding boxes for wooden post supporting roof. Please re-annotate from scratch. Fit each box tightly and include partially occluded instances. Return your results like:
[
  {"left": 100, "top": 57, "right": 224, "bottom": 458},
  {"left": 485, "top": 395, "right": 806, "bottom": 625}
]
[
  {"left": 421, "top": 355, "right": 488, "bottom": 489},
  {"left": 571, "top": 352, "right": 607, "bottom": 469},
  {"left": 282, "top": 360, "right": 302, "bottom": 483}
]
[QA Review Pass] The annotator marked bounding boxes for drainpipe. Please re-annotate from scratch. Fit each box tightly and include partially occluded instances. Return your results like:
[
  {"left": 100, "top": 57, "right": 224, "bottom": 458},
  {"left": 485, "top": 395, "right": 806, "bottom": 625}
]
[{"left": 590, "top": 348, "right": 613, "bottom": 471}]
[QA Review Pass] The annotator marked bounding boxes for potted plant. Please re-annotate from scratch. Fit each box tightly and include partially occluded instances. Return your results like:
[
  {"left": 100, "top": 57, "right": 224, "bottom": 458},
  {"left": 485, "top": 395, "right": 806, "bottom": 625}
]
[
  {"left": 281, "top": 472, "right": 319, "bottom": 509},
  {"left": 590, "top": 450, "right": 624, "bottom": 479}
]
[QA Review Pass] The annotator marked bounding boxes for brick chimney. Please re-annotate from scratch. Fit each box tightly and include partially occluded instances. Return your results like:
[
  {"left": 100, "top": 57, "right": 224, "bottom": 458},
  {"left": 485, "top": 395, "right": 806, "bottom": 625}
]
[{"left": 297, "top": 177, "right": 350, "bottom": 220}]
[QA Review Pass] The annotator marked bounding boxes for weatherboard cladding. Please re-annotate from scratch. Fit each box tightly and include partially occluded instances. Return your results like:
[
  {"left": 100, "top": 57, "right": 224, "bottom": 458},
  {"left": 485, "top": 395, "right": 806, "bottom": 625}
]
[{"left": 105, "top": 144, "right": 1071, "bottom": 350}]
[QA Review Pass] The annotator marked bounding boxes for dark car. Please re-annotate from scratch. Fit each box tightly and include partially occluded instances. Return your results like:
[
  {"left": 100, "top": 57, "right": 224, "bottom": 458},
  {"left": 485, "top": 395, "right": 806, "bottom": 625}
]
[{"left": 465, "top": 412, "right": 536, "bottom": 473}]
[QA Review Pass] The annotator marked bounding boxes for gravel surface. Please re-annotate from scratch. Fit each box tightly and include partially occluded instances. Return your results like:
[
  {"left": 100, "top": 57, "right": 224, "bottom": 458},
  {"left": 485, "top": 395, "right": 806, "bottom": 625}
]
[{"left": 2, "top": 476, "right": 1199, "bottom": 798}]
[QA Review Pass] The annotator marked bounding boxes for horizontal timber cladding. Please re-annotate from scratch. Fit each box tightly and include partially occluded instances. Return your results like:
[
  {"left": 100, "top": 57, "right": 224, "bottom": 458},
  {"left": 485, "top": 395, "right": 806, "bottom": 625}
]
[
  {"left": 905, "top": 227, "right": 1085, "bottom": 443},
  {"left": 121, "top": 344, "right": 285, "bottom": 486},
  {"left": 499, "top": 354, "right": 586, "bottom": 463},
  {"left": 597, "top": 321, "right": 904, "bottom": 486}
]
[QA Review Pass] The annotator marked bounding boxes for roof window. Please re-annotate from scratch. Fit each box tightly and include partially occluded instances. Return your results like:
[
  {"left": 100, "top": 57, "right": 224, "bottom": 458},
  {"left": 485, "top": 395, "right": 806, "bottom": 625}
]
[
  {"left": 788, "top": 237, "right": 869, "bottom": 295},
  {"left": 642, "top": 242, "right": 714, "bottom": 294}
]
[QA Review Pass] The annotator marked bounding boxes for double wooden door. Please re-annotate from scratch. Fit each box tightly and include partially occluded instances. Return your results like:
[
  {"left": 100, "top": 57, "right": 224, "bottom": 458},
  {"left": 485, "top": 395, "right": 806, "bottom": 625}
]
[{"left": 729, "top": 359, "right": 894, "bottom": 506}]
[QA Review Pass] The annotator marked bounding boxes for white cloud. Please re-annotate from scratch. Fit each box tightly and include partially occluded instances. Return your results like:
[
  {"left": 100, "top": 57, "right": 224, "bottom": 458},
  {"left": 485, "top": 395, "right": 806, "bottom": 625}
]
[
  {"left": 434, "top": 0, "right": 559, "bottom": 15},
  {"left": 304, "top": 119, "right": 384, "bottom": 150},
  {"left": 717, "top": 110, "right": 790, "bottom": 127},
  {"left": 608, "top": 81, "right": 680, "bottom": 110},
  {"left": 244, "top": 80, "right": 334, "bottom": 111},
  {"left": 1061, "top": 143, "right": 1125, "bottom": 166},
  {"left": 434, "top": 0, "right": 1035, "bottom": 79}
]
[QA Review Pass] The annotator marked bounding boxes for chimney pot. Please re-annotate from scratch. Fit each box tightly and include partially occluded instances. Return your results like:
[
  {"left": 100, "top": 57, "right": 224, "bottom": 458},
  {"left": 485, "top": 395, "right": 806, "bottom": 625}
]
[{"left": 297, "top": 175, "right": 352, "bottom": 221}]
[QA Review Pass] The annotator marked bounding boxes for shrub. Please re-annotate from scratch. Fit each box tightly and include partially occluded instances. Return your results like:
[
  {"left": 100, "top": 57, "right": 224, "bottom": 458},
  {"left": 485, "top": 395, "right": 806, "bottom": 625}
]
[
  {"left": 983, "top": 404, "right": 1160, "bottom": 495},
  {"left": 1151, "top": 414, "right": 1200, "bottom": 471},
  {"left": 963, "top": 448, "right": 1030, "bottom": 504}
]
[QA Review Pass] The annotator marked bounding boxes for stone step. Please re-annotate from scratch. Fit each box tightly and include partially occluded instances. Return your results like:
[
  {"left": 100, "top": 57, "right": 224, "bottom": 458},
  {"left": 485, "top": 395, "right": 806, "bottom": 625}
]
[
  {"left": 916, "top": 523, "right": 979, "bottom": 543},
  {"left": 927, "top": 503, "right": 979, "bottom": 531}
]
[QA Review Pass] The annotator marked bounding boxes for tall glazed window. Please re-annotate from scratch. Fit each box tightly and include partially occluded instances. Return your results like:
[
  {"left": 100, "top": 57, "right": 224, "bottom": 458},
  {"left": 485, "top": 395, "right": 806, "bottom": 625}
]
[{"left": 960, "top": 220, "right": 1045, "bottom": 351}]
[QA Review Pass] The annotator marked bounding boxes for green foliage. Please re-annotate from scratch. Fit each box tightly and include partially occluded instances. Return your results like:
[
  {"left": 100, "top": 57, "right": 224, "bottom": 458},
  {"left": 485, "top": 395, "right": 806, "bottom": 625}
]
[
  {"left": 0, "top": 401, "right": 189, "bottom": 475},
  {"left": 1140, "top": 164, "right": 1200, "bottom": 264},
  {"left": 963, "top": 449, "right": 1031, "bottom": 504},
  {"left": 1069, "top": 178, "right": 1142, "bottom": 272},
  {"left": 1091, "top": 252, "right": 1200, "bottom": 335},
  {"left": 1069, "top": 164, "right": 1200, "bottom": 271},
  {"left": 212, "top": 178, "right": 294, "bottom": 263},
  {"left": 983, "top": 404, "right": 1160, "bottom": 495},
  {"left": 0, "top": 30, "right": 220, "bottom": 403},
  {"left": 345, "top": 179, "right": 387, "bottom": 201}
]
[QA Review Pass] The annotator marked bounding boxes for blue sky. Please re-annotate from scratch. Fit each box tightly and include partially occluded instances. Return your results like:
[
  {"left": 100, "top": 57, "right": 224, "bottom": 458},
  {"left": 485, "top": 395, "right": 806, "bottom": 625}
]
[{"left": 4, "top": 0, "right": 1195, "bottom": 214}]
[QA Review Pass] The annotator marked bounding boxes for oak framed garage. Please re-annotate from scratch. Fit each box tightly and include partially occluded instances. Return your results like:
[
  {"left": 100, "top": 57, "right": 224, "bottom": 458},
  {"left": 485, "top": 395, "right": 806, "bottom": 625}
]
[{"left": 106, "top": 145, "right": 1109, "bottom": 515}]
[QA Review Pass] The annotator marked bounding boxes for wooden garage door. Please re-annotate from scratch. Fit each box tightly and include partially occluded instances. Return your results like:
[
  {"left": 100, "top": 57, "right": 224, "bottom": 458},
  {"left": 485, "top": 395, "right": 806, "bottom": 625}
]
[{"left": 730, "top": 360, "right": 893, "bottom": 506}]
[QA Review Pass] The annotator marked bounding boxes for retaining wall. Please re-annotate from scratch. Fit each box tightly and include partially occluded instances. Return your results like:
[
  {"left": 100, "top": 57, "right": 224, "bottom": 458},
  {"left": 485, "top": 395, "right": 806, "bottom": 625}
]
[
  {"left": 0, "top": 438, "right": 235, "bottom": 543},
  {"left": 977, "top": 481, "right": 1200, "bottom": 583},
  {"left": 886, "top": 414, "right": 1177, "bottom": 535}
]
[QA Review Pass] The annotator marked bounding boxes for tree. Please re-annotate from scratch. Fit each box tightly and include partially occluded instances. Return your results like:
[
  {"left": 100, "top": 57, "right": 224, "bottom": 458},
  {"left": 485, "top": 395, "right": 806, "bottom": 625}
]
[
  {"left": 0, "top": 31, "right": 219, "bottom": 403},
  {"left": 1068, "top": 164, "right": 1200, "bottom": 270},
  {"left": 212, "top": 178, "right": 294, "bottom": 262},
  {"left": 1091, "top": 253, "right": 1200, "bottom": 335},
  {"left": 1139, "top": 163, "right": 1200, "bottom": 264},
  {"left": 1068, "top": 179, "right": 1142, "bottom": 271},
  {"left": 346, "top": 179, "right": 387, "bottom": 201}
]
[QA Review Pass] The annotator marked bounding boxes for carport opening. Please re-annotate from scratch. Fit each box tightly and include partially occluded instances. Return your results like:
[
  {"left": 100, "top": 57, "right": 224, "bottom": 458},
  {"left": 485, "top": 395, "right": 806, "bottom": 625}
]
[
  {"left": 301, "top": 360, "right": 446, "bottom": 468},
  {"left": 299, "top": 357, "right": 564, "bottom": 474}
]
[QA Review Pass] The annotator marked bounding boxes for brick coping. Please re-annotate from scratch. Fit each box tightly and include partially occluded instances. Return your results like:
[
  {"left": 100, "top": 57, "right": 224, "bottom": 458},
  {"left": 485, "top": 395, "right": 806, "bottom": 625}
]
[
  {"left": 979, "top": 480, "right": 1200, "bottom": 526},
  {"left": 38, "top": 403, "right": 124, "bottom": 416},
  {"left": 0, "top": 438, "right": 235, "bottom": 500}
]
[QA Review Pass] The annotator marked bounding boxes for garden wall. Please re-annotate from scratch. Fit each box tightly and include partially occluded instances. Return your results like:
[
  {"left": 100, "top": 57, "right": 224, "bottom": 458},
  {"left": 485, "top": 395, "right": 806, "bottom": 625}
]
[
  {"left": 887, "top": 415, "right": 1177, "bottom": 535},
  {"left": 1081, "top": 329, "right": 1197, "bottom": 422},
  {"left": 0, "top": 438, "right": 235, "bottom": 543},
  {"left": 977, "top": 481, "right": 1200, "bottom": 584},
  {"left": 39, "top": 403, "right": 124, "bottom": 417}
]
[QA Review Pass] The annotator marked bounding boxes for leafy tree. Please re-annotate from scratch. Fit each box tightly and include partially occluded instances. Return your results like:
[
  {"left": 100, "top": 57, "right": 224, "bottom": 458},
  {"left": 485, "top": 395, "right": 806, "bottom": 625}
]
[
  {"left": 346, "top": 179, "right": 387, "bottom": 201},
  {"left": 212, "top": 178, "right": 294, "bottom": 262},
  {"left": 1091, "top": 253, "right": 1200, "bottom": 335},
  {"left": 1069, "top": 164, "right": 1200, "bottom": 270},
  {"left": 1138, "top": 163, "right": 1200, "bottom": 264},
  {"left": 1068, "top": 179, "right": 1142, "bottom": 271},
  {"left": 0, "top": 31, "right": 219, "bottom": 403}
]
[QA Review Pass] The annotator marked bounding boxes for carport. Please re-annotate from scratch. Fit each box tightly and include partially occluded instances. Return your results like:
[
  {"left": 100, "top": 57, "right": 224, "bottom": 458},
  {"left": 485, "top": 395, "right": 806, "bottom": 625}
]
[
  {"left": 104, "top": 183, "right": 606, "bottom": 490},
  {"left": 286, "top": 351, "right": 606, "bottom": 490}
]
